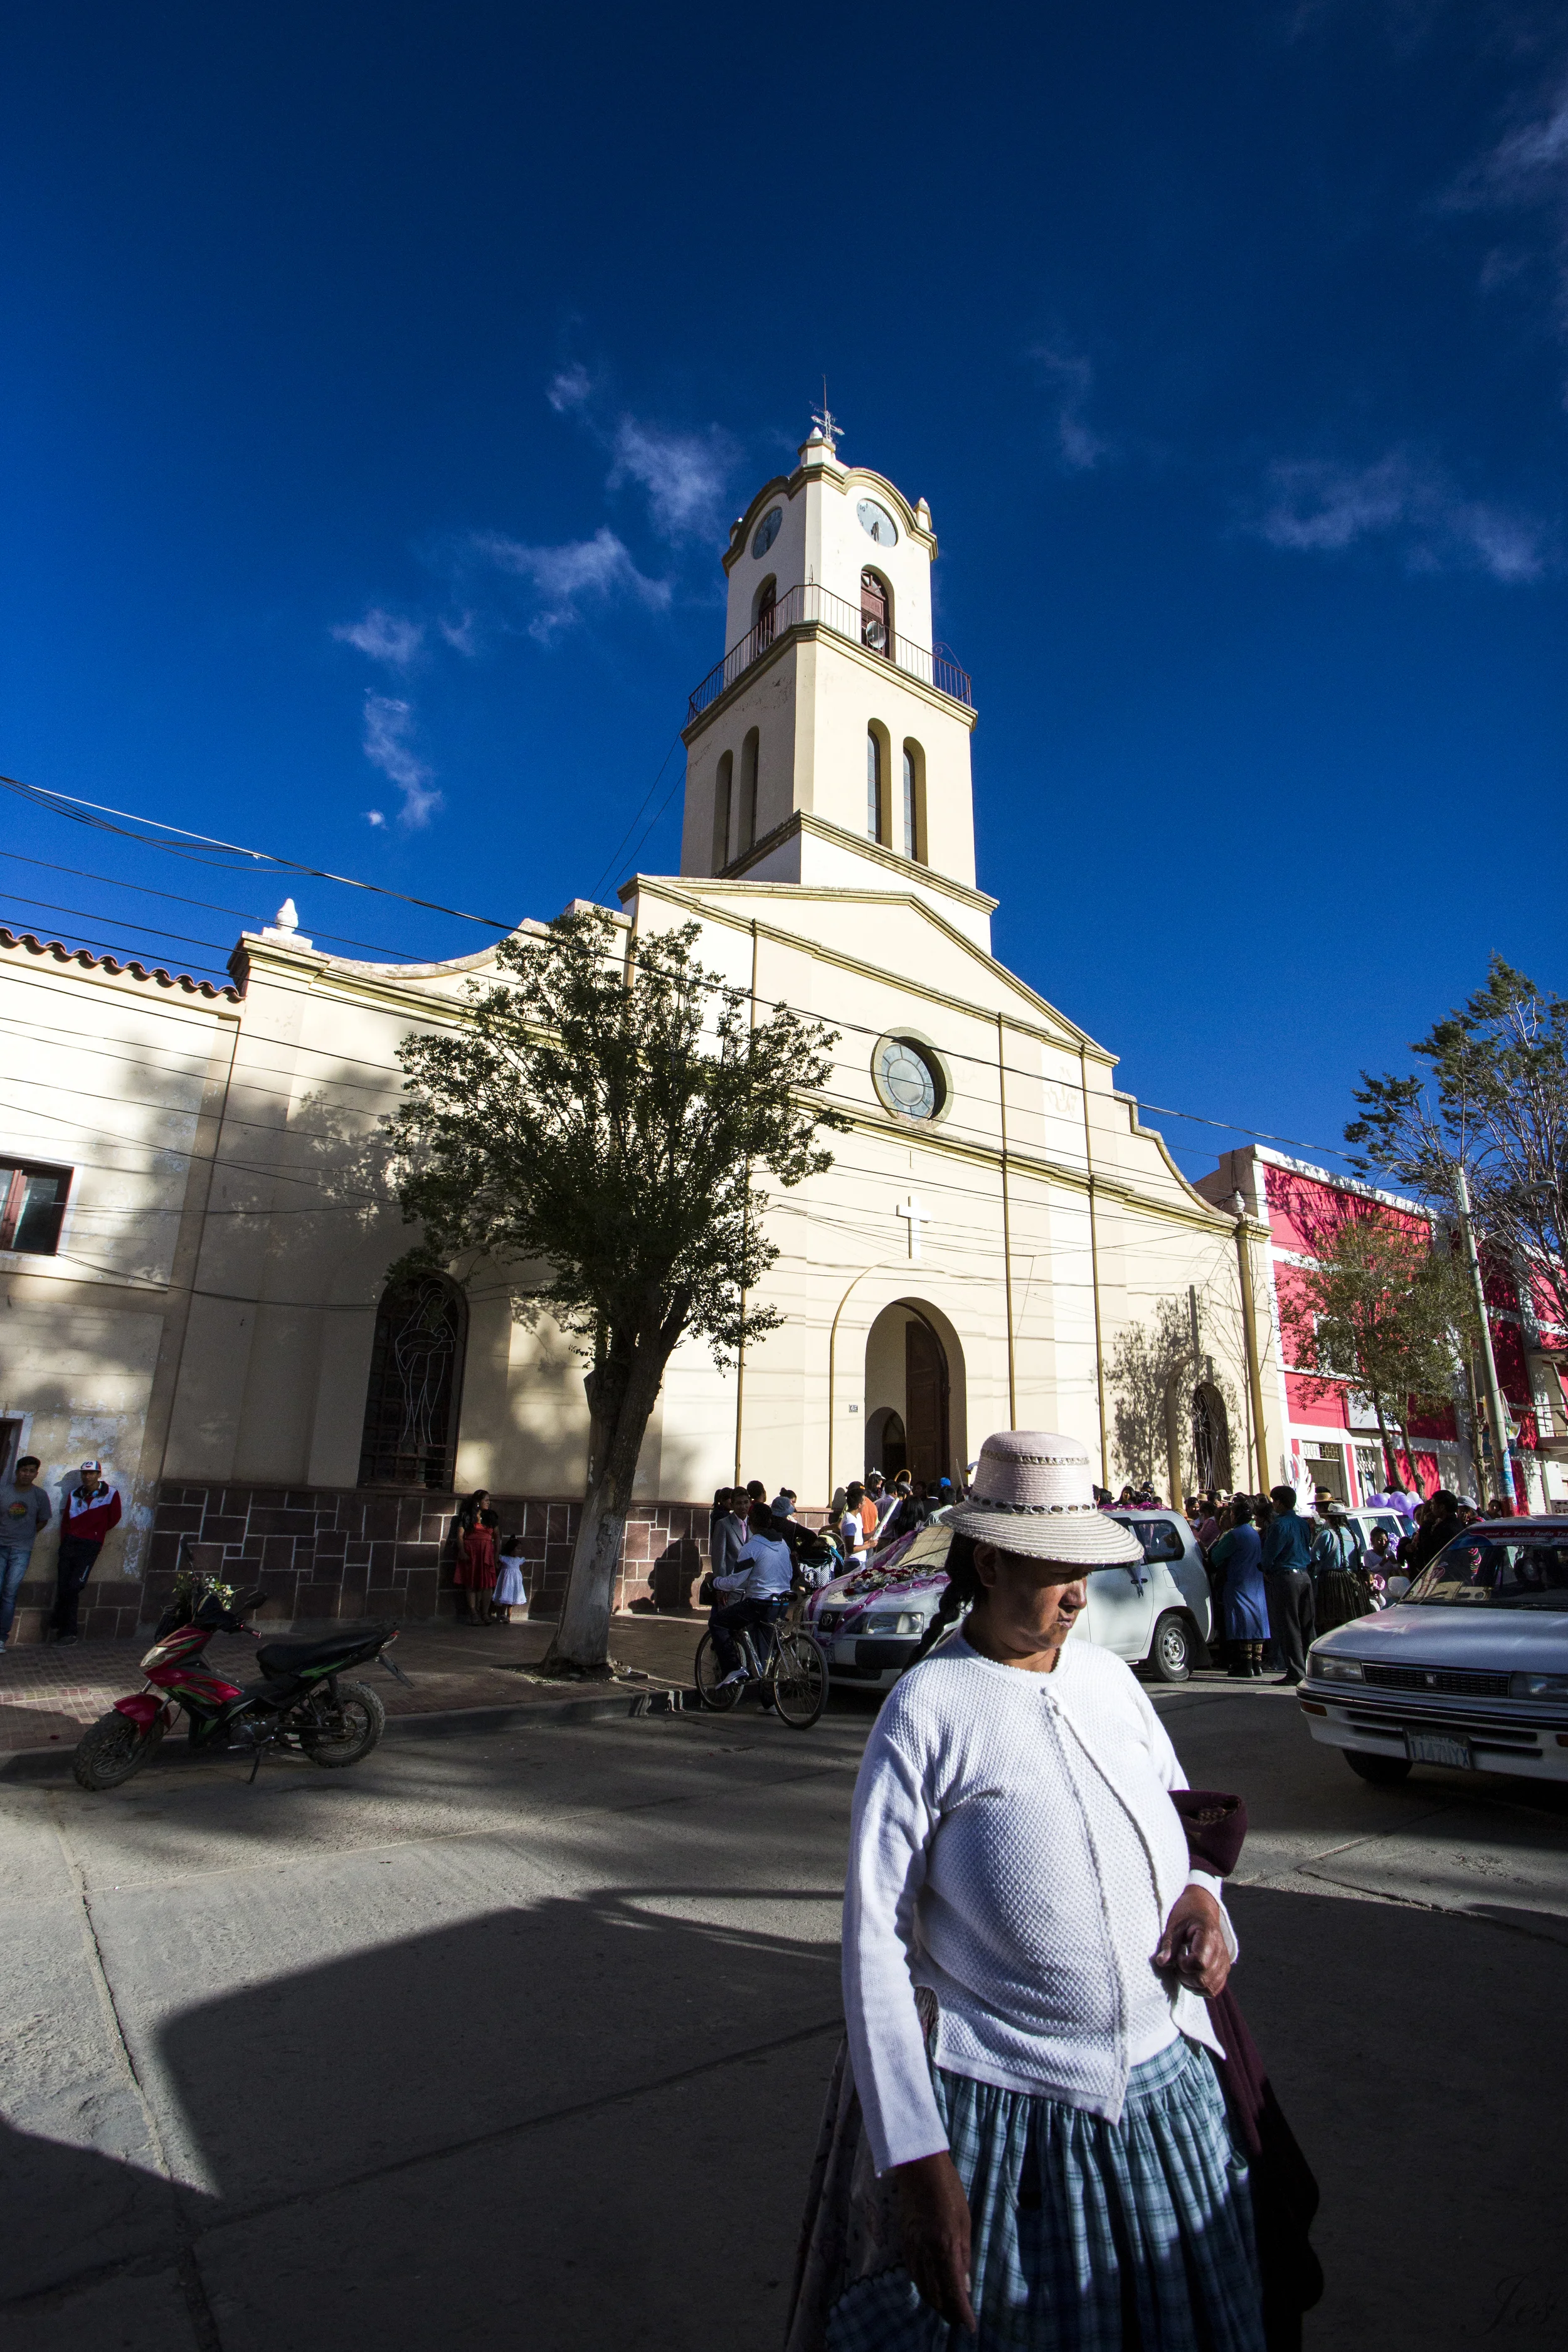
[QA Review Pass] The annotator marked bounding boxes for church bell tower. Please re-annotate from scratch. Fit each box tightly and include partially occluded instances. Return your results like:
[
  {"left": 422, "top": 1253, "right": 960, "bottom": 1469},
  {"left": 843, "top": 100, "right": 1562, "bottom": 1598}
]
[{"left": 676, "top": 413, "right": 989, "bottom": 946}]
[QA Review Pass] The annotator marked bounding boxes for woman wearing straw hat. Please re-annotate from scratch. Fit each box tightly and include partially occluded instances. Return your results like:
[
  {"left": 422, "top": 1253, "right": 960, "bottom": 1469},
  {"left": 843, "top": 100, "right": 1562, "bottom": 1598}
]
[{"left": 787, "top": 1431, "right": 1263, "bottom": 2352}]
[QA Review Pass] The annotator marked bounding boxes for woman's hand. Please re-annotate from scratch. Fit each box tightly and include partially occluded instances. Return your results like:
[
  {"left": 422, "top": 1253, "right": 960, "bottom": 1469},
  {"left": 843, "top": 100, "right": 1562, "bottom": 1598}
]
[
  {"left": 1153, "top": 1884, "right": 1232, "bottom": 1996},
  {"left": 893, "top": 2149, "right": 977, "bottom": 2335}
]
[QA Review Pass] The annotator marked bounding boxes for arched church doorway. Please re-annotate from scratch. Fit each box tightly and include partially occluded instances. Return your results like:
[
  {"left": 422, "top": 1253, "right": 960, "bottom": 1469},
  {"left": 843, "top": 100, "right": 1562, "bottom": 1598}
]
[
  {"left": 864, "top": 1301, "right": 953, "bottom": 1485},
  {"left": 866, "top": 1407, "right": 907, "bottom": 1479}
]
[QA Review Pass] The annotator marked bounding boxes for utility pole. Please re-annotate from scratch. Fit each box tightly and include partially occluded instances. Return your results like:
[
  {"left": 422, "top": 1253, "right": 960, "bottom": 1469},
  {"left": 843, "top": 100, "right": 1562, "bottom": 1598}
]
[
  {"left": 1234, "top": 1202, "right": 1272, "bottom": 1492},
  {"left": 1454, "top": 1161, "right": 1513, "bottom": 1502}
]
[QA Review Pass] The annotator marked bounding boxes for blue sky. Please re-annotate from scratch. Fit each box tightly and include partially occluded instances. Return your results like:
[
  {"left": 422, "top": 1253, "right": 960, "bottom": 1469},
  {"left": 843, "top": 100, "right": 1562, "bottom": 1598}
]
[{"left": 3, "top": 1, "right": 1565, "bottom": 1180}]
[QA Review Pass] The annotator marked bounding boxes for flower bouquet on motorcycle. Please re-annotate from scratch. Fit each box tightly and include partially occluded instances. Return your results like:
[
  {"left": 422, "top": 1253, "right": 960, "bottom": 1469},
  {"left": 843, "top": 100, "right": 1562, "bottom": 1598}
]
[{"left": 72, "top": 1569, "right": 410, "bottom": 1791}]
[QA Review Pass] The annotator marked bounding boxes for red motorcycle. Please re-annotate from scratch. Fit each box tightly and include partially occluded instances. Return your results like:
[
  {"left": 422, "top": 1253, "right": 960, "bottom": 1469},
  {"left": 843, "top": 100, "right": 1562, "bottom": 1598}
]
[{"left": 72, "top": 1580, "right": 410, "bottom": 1791}]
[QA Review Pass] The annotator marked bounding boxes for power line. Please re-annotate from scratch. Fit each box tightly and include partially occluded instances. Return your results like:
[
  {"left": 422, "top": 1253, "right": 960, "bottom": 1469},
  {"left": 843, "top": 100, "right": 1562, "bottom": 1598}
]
[
  {"left": 0, "top": 771, "right": 1357, "bottom": 1173},
  {"left": 0, "top": 849, "right": 433, "bottom": 961},
  {"left": 0, "top": 771, "right": 521, "bottom": 931}
]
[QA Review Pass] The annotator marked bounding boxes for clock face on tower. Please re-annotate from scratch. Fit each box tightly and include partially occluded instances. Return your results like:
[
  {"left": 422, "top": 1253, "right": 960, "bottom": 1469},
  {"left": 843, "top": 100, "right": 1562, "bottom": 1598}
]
[
  {"left": 752, "top": 506, "right": 783, "bottom": 558},
  {"left": 857, "top": 499, "right": 898, "bottom": 546}
]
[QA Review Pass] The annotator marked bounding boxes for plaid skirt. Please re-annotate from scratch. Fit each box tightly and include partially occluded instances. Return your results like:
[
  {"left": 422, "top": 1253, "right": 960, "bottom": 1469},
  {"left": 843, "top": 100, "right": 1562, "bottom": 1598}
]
[{"left": 785, "top": 2034, "right": 1263, "bottom": 2352}]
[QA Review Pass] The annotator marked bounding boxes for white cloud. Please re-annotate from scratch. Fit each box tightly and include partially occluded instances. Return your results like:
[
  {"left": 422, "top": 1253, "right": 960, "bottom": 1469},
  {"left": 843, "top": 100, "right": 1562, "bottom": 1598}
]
[
  {"left": 1467, "top": 80, "right": 1568, "bottom": 202},
  {"left": 361, "top": 694, "right": 442, "bottom": 828},
  {"left": 608, "top": 418, "right": 736, "bottom": 541},
  {"left": 1448, "top": 75, "right": 1568, "bottom": 383},
  {"left": 332, "top": 608, "right": 424, "bottom": 666},
  {"left": 437, "top": 611, "right": 479, "bottom": 655},
  {"left": 547, "top": 364, "right": 593, "bottom": 413},
  {"left": 1030, "top": 342, "right": 1108, "bottom": 473},
  {"left": 366, "top": 809, "right": 387, "bottom": 827},
  {"left": 470, "top": 525, "right": 671, "bottom": 640},
  {"left": 1256, "top": 452, "right": 1549, "bottom": 582}
]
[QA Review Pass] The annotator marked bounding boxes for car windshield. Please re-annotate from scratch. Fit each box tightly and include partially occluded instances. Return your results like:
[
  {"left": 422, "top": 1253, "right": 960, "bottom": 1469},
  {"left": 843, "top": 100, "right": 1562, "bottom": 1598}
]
[
  {"left": 1111, "top": 1515, "right": 1184, "bottom": 1563},
  {"left": 1406, "top": 1531, "right": 1568, "bottom": 1611}
]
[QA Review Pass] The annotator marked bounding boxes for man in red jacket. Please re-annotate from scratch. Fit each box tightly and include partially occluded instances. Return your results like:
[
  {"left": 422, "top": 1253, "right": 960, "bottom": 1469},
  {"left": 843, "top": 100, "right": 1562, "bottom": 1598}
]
[{"left": 51, "top": 1459, "right": 122, "bottom": 1642}]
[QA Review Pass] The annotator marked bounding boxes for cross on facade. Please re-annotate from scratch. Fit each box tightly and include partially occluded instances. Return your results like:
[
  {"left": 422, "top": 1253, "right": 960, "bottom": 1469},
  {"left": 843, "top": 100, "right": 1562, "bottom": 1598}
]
[{"left": 896, "top": 1193, "right": 932, "bottom": 1261}]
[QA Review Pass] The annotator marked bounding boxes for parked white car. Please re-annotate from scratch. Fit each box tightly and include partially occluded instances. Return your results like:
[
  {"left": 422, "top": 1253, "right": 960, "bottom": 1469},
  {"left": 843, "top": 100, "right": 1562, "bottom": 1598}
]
[
  {"left": 1341, "top": 1506, "right": 1409, "bottom": 1570},
  {"left": 1300, "top": 1516, "right": 1568, "bottom": 1784},
  {"left": 802, "top": 1509, "right": 1214, "bottom": 1691}
]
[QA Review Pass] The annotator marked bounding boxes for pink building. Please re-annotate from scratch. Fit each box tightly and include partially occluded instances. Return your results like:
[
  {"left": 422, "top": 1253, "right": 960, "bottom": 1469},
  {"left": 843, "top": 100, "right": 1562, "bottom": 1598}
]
[{"left": 1196, "top": 1147, "right": 1568, "bottom": 1512}]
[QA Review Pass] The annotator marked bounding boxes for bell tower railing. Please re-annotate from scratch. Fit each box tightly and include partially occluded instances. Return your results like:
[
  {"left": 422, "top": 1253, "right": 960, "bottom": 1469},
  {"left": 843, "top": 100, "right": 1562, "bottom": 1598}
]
[{"left": 687, "top": 581, "right": 972, "bottom": 722}]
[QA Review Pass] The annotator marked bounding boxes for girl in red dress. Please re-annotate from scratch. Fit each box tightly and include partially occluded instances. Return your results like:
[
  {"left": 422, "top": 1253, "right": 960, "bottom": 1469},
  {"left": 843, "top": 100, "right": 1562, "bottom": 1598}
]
[{"left": 452, "top": 1490, "right": 499, "bottom": 1624}]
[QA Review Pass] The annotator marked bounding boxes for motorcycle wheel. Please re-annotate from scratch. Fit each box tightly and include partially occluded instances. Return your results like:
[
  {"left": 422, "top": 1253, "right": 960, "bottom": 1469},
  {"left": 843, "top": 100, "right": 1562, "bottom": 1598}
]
[
  {"left": 73, "top": 1710, "right": 164, "bottom": 1791},
  {"left": 297, "top": 1678, "right": 385, "bottom": 1768}
]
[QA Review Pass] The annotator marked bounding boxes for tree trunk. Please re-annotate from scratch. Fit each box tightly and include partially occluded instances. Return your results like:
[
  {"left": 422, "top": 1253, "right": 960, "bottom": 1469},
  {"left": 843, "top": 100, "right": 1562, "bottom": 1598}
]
[
  {"left": 1372, "top": 1393, "right": 1406, "bottom": 1491},
  {"left": 544, "top": 1341, "right": 670, "bottom": 1672}
]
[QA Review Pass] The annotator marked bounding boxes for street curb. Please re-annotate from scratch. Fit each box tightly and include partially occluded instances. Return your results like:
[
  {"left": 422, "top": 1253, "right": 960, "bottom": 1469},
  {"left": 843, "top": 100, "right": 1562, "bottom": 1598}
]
[{"left": 0, "top": 1684, "right": 698, "bottom": 1783}]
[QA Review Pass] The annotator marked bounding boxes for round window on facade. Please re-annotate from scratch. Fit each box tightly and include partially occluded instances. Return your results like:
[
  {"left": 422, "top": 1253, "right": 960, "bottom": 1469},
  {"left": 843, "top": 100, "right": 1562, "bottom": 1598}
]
[
  {"left": 872, "top": 1034, "right": 946, "bottom": 1122},
  {"left": 752, "top": 506, "right": 783, "bottom": 558},
  {"left": 857, "top": 499, "right": 898, "bottom": 546}
]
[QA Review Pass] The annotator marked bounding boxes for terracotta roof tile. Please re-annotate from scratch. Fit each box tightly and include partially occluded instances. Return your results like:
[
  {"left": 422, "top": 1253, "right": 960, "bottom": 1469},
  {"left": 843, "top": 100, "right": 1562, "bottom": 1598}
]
[{"left": 0, "top": 928, "right": 242, "bottom": 1002}]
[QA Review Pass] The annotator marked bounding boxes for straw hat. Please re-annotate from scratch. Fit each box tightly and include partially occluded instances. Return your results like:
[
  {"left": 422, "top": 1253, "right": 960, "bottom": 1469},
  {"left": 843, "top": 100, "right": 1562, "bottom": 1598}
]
[{"left": 948, "top": 1431, "right": 1145, "bottom": 1568}]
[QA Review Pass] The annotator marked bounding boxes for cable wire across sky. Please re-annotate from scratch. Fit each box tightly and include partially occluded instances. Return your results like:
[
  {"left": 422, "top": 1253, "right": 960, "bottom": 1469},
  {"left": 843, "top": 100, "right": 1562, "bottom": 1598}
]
[{"left": 0, "top": 766, "right": 1362, "bottom": 1168}]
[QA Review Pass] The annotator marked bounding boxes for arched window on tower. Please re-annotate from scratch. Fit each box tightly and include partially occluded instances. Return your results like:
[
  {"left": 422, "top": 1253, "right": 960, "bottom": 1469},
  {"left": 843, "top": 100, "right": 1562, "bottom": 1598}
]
[
  {"left": 867, "top": 730, "right": 882, "bottom": 843},
  {"left": 753, "top": 576, "right": 776, "bottom": 648},
  {"left": 902, "top": 744, "right": 919, "bottom": 861},
  {"left": 739, "top": 729, "right": 760, "bottom": 854},
  {"left": 860, "top": 569, "right": 890, "bottom": 655},
  {"left": 712, "top": 750, "right": 733, "bottom": 871},
  {"left": 358, "top": 1271, "right": 468, "bottom": 1490}
]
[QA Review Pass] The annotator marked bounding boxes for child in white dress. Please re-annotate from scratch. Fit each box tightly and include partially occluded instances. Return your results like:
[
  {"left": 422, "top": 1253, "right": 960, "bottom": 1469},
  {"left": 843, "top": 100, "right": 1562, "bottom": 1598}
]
[{"left": 491, "top": 1535, "right": 527, "bottom": 1622}]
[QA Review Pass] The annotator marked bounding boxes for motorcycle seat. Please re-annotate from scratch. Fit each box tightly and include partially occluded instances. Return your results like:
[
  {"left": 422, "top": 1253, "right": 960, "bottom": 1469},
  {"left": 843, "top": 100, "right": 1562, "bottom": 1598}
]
[{"left": 256, "top": 1629, "right": 389, "bottom": 1678}]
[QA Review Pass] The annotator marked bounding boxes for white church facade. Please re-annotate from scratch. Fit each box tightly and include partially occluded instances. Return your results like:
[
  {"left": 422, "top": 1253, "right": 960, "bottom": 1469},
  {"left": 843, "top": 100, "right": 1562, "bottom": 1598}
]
[{"left": 0, "top": 421, "right": 1280, "bottom": 1637}]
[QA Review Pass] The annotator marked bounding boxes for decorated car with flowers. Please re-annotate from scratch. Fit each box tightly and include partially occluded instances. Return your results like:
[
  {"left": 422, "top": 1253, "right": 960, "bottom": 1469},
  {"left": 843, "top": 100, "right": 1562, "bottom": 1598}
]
[{"left": 802, "top": 1510, "right": 1214, "bottom": 1690}]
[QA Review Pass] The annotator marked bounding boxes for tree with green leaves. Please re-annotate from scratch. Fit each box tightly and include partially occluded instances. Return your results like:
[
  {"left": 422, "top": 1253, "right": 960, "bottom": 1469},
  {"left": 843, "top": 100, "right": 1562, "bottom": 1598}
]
[
  {"left": 1347, "top": 957, "right": 1568, "bottom": 1341},
  {"left": 1279, "top": 1212, "right": 1467, "bottom": 1492},
  {"left": 386, "top": 908, "right": 844, "bottom": 1673}
]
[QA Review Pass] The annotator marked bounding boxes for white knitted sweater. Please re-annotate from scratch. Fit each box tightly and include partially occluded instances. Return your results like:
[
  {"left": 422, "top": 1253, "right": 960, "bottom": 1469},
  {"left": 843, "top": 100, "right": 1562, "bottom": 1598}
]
[{"left": 842, "top": 1634, "right": 1234, "bottom": 2174}]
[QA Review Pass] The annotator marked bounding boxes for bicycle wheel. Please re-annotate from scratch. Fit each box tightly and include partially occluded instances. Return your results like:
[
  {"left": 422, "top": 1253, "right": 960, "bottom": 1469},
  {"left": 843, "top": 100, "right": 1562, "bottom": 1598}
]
[
  {"left": 770, "top": 1629, "right": 828, "bottom": 1729},
  {"left": 693, "top": 1631, "right": 743, "bottom": 1712}
]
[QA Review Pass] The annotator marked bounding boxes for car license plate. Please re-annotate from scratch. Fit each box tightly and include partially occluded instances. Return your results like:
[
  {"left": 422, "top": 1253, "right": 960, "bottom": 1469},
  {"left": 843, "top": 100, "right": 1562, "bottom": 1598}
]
[{"left": 1406, "top": 1730, "right": 1473, "bottom": 1770}]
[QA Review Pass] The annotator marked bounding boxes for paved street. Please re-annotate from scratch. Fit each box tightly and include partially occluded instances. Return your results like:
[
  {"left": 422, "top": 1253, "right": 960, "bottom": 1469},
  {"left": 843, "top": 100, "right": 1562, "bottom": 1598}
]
[{"left": 4, "top": 1678, "right": 1567, "bottom": 2351}]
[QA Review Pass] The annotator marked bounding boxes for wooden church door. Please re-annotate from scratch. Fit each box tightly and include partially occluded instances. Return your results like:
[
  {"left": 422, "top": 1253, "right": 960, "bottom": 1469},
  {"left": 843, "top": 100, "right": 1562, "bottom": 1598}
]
[{"left": 904, "top": 1316, "right": 950, "bottom": 1483}]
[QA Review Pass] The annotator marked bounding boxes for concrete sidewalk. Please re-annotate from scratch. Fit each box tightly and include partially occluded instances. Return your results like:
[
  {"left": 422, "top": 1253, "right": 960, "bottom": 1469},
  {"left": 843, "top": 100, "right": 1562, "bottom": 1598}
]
[{"left": 0, "top": 1611, "right": 707, "bottom": 1761}]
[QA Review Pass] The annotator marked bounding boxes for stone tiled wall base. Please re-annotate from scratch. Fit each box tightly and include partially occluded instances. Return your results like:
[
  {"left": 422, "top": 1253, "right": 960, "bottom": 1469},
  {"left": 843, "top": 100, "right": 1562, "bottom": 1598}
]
[
  {"left": 3, "top": 1491, "right": 834, "bottom": 1643},
  {"left": 135, "top": 1485, "right": 722, "bottom": 1633},
  {"left": 6, "top": 1579, "right": 145, "bottom": 1646}
]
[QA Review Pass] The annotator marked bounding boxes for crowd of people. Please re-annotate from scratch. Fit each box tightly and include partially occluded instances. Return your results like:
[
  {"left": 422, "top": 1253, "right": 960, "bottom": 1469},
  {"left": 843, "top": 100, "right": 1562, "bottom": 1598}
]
[{"left": 1179, "top": 1480, "right": 1508, "bottom": 1683}]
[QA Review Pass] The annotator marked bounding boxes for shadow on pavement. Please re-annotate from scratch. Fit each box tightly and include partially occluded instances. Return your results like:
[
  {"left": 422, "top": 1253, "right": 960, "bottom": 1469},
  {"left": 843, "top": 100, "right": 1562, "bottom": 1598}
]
[
  {"left": 4, "top": 1889, "right": 842, "bottom": 2350},
  {"left": 7, "top": 1850, "right": 1568, "bottom": 2349}
]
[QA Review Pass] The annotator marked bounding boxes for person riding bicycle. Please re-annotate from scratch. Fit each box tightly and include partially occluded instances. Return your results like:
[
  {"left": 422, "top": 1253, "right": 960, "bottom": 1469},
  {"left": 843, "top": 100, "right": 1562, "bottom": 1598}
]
[{"left": 710, "top": 1500, "right": 795, "bottom": 1688}]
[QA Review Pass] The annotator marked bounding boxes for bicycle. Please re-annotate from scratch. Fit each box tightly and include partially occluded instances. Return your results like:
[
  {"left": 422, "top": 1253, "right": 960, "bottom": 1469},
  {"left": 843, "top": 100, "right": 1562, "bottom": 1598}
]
[{"left": 693, "top": 1602, "right": 828, "bottom": 1728}]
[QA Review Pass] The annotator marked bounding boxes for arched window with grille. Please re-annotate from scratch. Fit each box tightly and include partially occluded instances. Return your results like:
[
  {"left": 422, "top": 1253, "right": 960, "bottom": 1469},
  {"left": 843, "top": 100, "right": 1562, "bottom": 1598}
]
[{"left": 358, "top": 1272, "right": 468, "bottom": 1490}]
